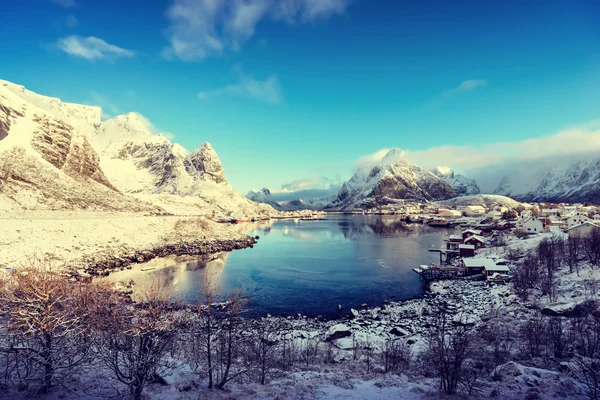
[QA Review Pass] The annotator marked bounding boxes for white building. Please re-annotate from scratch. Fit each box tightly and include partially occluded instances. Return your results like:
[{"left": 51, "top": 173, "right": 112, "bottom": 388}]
[
  {"left": 567, "top": 215, "right": 593, "bottom": 228},
  {"left": 568, "top": 221, "right": 600, "bottom": 238},
  {"left": 464, "top": 205, "right": 486, "bottom": 217},
  {"left": 440, "top": 209, "right": 462, "bottom": 218},
  {"left": 487, "top": 210, "right": 502, "bottom": 221},
  {"left": 517, "top": 216, "right": 543, "bottom": 234},
  {"left": 541, "top": 209, "right": 560, "bottom": 217}
]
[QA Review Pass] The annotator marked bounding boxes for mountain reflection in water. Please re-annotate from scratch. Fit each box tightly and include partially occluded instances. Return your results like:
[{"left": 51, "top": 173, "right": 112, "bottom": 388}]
[{"left": 108, "top": 215, "right": 455, "bottom": 317}]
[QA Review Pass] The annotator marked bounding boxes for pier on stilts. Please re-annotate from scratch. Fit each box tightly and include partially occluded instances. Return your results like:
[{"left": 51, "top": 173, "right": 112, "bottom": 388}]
[{"left": 412, "top": 264, "right": 470, "bottom": 281}]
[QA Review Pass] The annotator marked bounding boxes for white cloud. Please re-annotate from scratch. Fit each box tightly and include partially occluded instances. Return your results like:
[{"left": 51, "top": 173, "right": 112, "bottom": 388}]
[
  {"left": 281, "top": 176, "right": 337, "bottom": 191},
  {"left": 56, "top": 35, "right": 135, "bottom": 61},
  {"left": 134, "top": 113, "right": 176, "bottom": 140},
  {"left": 51, "top": 0, "right": 77, "bottom": 8},
  {"left": 163, "top": 0, "right": 352, "bottom": 61},
  {"left": 356, "top": 121, "right": 600, "bottom": 192},
  {"left": 198, "top": 68, "right": 282, "bottom": 104}
]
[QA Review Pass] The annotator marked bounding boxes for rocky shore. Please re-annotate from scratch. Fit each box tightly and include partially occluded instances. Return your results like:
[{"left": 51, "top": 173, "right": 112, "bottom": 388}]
[{"left": 72, "top": 236, "right": 257, "bottom": 277}]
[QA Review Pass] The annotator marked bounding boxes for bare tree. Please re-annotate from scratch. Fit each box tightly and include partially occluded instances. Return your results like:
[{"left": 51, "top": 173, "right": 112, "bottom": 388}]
[
  {"left": 249, "top": 318, "right": 282, "bottom": 385},
  {"left": 567, "top": 234, "right": 583, "bottom": 275},
  {"left": 512, "top": 252, "right": 540, "bottom": 300},
  {"left": 520, "top": 317, "right": 546, "bottom": 359},
  {"left": 424, "top": 307, "right": 475, "bottom": 395},
  {"left": 97, "top": 280, "right": 180, "bottom": 400},
  {"left": 583, "top": 229, "right": 600, "bottom": 269},
  {"left": 573, "top": 356, "right": 600, "bottom": 400},
  {"left": 0, "top": 259, "right": 98, "bottom": 394},
  {"left": 213, "top": 289, "right": 250, "bottom": 389},
  {"left": 381, "top": 337, "right": 411, "bottom": 374}
]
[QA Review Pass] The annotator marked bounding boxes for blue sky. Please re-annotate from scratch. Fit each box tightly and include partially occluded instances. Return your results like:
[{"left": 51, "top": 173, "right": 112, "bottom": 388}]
[{"left": 2, "top": 0, "right": 600, "bottom": 194}]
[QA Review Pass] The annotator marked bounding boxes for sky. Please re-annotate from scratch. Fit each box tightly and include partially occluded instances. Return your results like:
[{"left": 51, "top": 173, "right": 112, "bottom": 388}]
[{"left": 1, "top": 0, "right": 600, "bottom": 195}]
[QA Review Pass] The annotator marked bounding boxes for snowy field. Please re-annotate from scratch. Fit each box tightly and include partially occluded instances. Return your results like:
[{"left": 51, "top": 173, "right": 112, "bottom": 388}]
[{"left": 0, "top": 210, "right": 248, "bottom": 272}]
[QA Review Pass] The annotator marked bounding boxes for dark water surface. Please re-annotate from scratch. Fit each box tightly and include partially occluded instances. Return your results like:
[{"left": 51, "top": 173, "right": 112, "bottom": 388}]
[{"left": 109, "top": 215, "right": 455, "bottom": 317}]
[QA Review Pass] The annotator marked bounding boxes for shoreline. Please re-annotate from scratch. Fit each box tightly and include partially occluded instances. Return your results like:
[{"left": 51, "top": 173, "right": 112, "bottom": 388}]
[{"left": 75, "top": 236, "right": 257, "bottom": 277}]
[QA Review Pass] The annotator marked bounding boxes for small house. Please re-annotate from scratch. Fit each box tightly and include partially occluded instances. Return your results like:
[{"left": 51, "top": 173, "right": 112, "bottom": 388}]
[
  {"left": 462, "top": 258, "right": 497, "bottom": 274},
  {"left": 567, "top": 215, "right": 594, "bottom": 228},
  {"left": 568, "top": 221, "right": 600, "bottom": 239},
  {"left": 459, "top": 244, "right": 475, "bottom": 257},
  {"left": 541, "top": 209, "right": 560, "bottom": 217},
  {"left": 465, "top": 205, "right": 486, "bottom": 217},
  {"left": 484, "top": 264, "right": 510, "bottom": 281},
  {"left": 440, "top": 209, "right": 462, "bottom": 219},
  {"left": 464, "top": 235, "right": 486, "bottom": 249},
  {"left": 462, "top": 229, "right": 483, "bottom": 241},
  {"left": 518, "top": 217, "right": 543, "bottom": 234}
]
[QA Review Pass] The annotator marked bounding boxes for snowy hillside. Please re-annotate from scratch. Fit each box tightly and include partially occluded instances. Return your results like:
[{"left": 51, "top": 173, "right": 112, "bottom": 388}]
[
  {"left": 328, "top": 149, "right": 456, "bottom": 210},
  {"left": 0, "top": 80, "right": 161, "bottom": 213},
  {"left": 436, "top": 194, "right": 524, "bottom": 209},
  {"left": 0, "top": 79, "right": 274, "bottom": 216},
  {"left": 431, "top": 166, "right": 480, "bottom": 196}
]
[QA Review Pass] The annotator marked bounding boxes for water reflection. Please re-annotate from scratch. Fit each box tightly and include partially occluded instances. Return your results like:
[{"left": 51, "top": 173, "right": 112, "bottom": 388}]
[{"left": 108, "top": 215, "right": 454, "bottom": 317}]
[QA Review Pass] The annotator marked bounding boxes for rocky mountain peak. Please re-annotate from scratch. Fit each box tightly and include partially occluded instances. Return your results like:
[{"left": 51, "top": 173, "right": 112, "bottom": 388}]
[
  {"left": 431, "top": 166, "right": 480, "bottom": 196},
  {"left": 184, "top": 142, "right": 227, "bottom": 185}
]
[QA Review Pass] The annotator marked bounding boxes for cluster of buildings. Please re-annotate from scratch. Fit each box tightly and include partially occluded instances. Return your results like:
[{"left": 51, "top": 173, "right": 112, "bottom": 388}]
[{"left": 515, "top": 204, "right": 600, "bottom": 238}]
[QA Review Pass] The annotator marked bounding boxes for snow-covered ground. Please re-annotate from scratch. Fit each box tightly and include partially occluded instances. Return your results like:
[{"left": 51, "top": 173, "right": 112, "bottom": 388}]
[{"left": 0, "top": 210, "right": 248, "bottom": 272}]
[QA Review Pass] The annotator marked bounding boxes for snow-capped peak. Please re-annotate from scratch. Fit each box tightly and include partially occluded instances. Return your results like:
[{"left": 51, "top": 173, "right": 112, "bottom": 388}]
[
  {"left": 379, "top": 148, "right": 407, "bottom": 166},
  {"left": 434, "top": 165, "right": 453, "bottom": 176}
]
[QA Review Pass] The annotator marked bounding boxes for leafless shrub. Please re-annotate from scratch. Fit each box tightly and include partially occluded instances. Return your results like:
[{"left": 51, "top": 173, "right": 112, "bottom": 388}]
[
  {"left": 381, "top": 337, "right": 411, "bottom": 374},
  {"left": 520, "top": 317, "right": 547, "bottom": 359},
  {"left": 423, "top": 307, "right": 476, "bottom": 395},
  {"left": 0, "top": 258, "right": 101, "bottom": 394},
  {"left": 512, "top": 252, "right": 540, "bottom": 300},
  {"left": 572, "top": 356, "right": 600, "bottom": 400},
  {"left": 583, "top": 228, "right": 600, "bottom": 269},
  {"left": 96, "top": 280, "right": 181, "bottom": 400}
]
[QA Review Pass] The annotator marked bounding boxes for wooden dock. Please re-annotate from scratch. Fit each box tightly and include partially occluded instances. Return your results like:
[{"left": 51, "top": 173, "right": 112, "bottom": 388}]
[{"left": 412, "top": 264, "right": 470, "bottom": 281}]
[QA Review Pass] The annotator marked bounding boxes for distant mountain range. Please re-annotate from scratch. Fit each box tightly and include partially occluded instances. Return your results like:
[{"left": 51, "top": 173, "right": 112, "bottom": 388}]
[
  {"left": 493, "top": 159, "right": 600, "bottom": 203},
  {"left": 2, "top": 79, "right": 599, "bottom": 214}
]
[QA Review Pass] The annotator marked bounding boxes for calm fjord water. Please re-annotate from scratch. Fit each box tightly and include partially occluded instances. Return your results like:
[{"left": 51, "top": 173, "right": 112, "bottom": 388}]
[{"left": 110, "top": 215, "right": 454, "bottom": 317}]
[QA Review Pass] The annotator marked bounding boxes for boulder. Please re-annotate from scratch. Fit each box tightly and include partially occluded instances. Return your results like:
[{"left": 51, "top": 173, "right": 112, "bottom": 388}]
[
  {"left": 541, "top": 300, "right": 595, "bottom": 318},
  {"left": 325, "top": 324, "right": 352, "bottom": 342}
]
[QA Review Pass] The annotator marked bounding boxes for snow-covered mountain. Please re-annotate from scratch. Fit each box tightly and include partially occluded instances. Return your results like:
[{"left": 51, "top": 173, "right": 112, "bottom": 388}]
[
  {"left": 496, "top": 159, "right": 600, "bottom": 203},
  {"left": 0, "top": 79, "right": 274, "bottom": 216},
  {"left": 93, "top": 113, "right": 229, "bottom": 195},
  {"left": 0, "top": 80, "right": 162, "bottom": 212},
  {"left": 246, "top": 188, "right": 333, "bottom": 211},
  {"left": 328, "top": 149, "right": 456, "bottom": 210},
  {"left": 431, "top": 166, "right": 480, "bottom": 196},
  {"left": 246, "top": 188, "right": 283, "bottom": 211}
]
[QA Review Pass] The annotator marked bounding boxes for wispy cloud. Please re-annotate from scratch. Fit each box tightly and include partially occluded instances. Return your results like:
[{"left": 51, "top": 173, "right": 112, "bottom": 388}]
[
  {"left": 56, "top": 35, "right": 135, "bottom": 61},
  {"left": 51, "top": 0, "right": 77, "bottom": 8},
  {"left": 198, "top": 67, "right": 282, "bottom": 104},
  {"left": 134, "top": 113, "right": 176, "bottom": 140},
  {"left": 163, "top": 0, "right": 352, "bottom": 61},
  {"left": 426, "top": 79, "right": 489, "bottom": 108},
  {"left": 85, "top": 92, "right": 122, "bottom": 119},
  {"left": 441, "top": 79, "right": 488, "bottom": 98}
]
